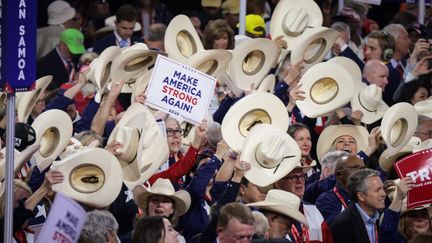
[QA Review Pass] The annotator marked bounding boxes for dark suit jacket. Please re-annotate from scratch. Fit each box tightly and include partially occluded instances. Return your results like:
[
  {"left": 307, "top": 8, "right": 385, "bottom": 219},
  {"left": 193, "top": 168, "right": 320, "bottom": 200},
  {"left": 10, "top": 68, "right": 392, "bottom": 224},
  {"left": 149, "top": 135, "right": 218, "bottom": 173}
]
[
  {"left": 330, "top": 203, "right": 372, "bottom": 243},
  {"left": 383, "top": 63, "right": 402, "bottom": 106},
  {"left": 36, "top": 48, "right": 69, "bottom": 90},
  {"left": 92, "top": 32, "right": 142, "bottom": 54}
]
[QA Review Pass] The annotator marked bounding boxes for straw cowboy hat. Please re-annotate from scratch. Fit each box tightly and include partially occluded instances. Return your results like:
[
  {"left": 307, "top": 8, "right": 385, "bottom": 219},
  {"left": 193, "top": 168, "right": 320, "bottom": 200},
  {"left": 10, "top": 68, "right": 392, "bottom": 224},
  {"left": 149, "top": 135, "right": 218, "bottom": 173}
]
[
  {"left": 241, "top": 124, "right": 301, "bottom": 187},
  {"left": 187, "top": 49, "right": 232, "bottom": 78},
  {"left": 165, "top": 14, "right": 204, "bottom": 64},
  {"left": 31, "top": 109, "right": 73, "bottom": 171},
  {"left": 92, "top": 46, "right": 121, "bottom": 91},
  {"left": 133, "top": 178, "right": 191, "bottom": 217},
  {"left": 257, "top": 74, "right": 276, "bottom": 93},
  {"left": 290, "top": 27, "right": 339, "bottom": 73},
  {"left": 270, "top": 0, "right": 323, "bottom": 50},
  {"left": 227, "top": 38, "right": 278, "bottom": 91},
  {"left": 96, "top": 15, "right": 142, "bottom": 35},
  {"left": 379, "top": 136, "right": 422, "bottom": 172},
  {"left": 247, "top": 189, "right": 308, "bottom": 226},
  {"left": 412, "top": 139, "right": 432, "bottom": 153},
  {"left": 296, "top": 61, "right": 355, "bottom": 118},
  {"left": 414, "top": 98, "right": 432, "bottom": 119},
  {"left": 221, "top": 92, "right": 289, "bottom": 152},
  {"left": 108, "top": 103, "right": 169, "bottom": 190},
  {"left": 16, "top": 76, "right": 52, "bottom": 123},
  {"left": 110, "top": 43, "right": 164, "bottom": 93},
  {"left": 351, "top": 83, "right": 389, "bottom": 124},
  {"left": 381, "top": 102, "right": 418, "bottom": 156},
  {"left": 316, "top": 125, "right": 369, "bottom": 162},
  {"left": 51, "top": 147, "right": 123, "bottom": 208}
]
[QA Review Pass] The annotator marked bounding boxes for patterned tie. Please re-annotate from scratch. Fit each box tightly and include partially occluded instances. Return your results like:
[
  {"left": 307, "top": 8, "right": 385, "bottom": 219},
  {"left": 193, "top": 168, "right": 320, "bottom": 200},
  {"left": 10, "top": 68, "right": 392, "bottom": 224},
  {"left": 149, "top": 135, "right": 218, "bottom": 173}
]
[
  {"left": 66, "top": 60, "right": 75, "bottom": 82},
  {"left": 119, "top": 39, "right": 128, "bottom": 48}
]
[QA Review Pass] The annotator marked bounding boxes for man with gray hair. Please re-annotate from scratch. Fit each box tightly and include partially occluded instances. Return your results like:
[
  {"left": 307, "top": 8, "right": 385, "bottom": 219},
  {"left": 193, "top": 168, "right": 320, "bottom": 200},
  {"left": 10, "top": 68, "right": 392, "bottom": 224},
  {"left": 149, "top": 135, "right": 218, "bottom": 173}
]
[
  {"left": 330, "top": 168, "right": 413, "bottom": 243},
  {"left": 316, "top": 154, "right": 365, "bottom": 225},
  {"left": 78, "top": 210, "right": 119, "bottom": 243}
]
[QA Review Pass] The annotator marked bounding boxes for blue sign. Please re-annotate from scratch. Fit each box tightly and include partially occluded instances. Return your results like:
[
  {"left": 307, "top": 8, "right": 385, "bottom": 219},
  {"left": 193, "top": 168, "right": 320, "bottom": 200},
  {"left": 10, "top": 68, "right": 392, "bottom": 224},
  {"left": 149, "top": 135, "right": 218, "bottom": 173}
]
[{"left": 0, "top": 0, "right": 37, "bottom": 92}]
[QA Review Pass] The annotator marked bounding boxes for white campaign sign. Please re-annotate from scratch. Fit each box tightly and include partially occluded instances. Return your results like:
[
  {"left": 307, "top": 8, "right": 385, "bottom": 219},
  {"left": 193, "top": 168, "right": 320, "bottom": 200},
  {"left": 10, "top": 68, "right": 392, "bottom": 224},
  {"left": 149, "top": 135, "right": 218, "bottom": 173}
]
[
  {"left": 145, "top": 55, "right": 217, "bottom": 125},
  {"left": 36, "top": 193, "right": 87, "bottom": 243}
]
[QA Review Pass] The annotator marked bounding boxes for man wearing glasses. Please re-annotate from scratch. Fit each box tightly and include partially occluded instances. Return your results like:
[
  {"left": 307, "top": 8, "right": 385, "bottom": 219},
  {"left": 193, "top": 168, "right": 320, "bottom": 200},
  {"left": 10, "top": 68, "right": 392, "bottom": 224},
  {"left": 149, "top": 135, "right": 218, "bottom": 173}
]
[
  {"left": 274, "top": 165, "right": 333, "bottom": 243},
  {"left": 315, "top": 155, "right": 366, "bottom": 225}
]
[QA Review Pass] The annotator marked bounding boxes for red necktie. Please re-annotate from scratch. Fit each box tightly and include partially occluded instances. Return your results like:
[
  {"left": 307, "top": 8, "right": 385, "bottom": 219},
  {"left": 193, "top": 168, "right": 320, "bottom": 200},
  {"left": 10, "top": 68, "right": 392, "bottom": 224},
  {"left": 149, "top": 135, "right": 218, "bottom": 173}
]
[{"left": 396, "top": 63, "right": 404, "bottom": 81}]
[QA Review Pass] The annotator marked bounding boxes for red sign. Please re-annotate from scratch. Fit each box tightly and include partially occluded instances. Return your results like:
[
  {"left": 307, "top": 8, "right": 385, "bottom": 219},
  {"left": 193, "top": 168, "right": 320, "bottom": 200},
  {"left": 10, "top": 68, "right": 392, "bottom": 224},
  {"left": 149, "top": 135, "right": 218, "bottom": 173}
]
[{"left": 394, "top": 149, "right": 432, "bottom": 209}]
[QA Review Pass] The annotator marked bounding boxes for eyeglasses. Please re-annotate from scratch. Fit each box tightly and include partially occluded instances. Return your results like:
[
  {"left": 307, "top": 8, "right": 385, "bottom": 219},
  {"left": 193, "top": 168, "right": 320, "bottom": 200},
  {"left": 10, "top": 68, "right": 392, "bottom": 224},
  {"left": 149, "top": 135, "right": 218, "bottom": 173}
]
[
  {"left": 283, "top": 173, "right": 307, "bottom": 182},
  {"left": 166, "top": 128, "right": 183, "bottom": 137}
]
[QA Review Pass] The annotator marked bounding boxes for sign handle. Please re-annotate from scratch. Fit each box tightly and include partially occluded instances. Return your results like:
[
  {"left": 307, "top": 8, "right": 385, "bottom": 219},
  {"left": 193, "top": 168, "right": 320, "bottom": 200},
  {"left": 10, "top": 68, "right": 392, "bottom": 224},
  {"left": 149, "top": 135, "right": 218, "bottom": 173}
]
[{"left": 4, "top": 92, "right": 16, "bottom": 243}]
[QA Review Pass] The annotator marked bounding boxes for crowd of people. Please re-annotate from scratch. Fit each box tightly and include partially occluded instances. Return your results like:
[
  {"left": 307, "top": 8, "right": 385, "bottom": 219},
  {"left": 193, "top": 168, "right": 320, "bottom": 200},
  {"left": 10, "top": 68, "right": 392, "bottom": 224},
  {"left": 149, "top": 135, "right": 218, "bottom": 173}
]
[{"left": 1, "top": 0, "right": 432, "bottom": 242}]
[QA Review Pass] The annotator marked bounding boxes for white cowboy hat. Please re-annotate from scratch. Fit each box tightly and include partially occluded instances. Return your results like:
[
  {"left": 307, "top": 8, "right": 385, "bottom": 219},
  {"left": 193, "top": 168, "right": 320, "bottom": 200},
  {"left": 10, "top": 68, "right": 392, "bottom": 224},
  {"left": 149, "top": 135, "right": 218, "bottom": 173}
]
[
  {"left": 16, "top": 76, "right": 52, "bottom": 123},
  {"left": 221, "top": 92, "right": 289, "bottom": 152},
  {"left": 96, "top": 15, "right": 142, "bottom": 34},
  {"left": 328, "top": 56, "right": 362, "bottom": 83},
  {"left": 316, "top": 125, "right": 369, "bottom": 162},
  {"left": 133, "top": 178, "right": 191, "bottom": 217},
  {"left": 93, "top": 46, "right": 122, "bottom": 91},
  {"left": 47, "top": 0, "right": 75, "bottom": 25},
  {"left": 187, "top": 49, "right": 232, "bottom": 78},
  {"left": 31, "top": 109, "right": 73, "bottom": 171},
  {"left": 351, "top": 83, "right": 389, "bottom": 124},
  {"left": 110, "top": 43, "right": 164, "bottom": 93},
  {"left": 227, "top": 38, "right": 278, "bottom": 91},
  {"left": 164, "top": 14, "right": 204, "bottom": 64},
  {"left": 381, "top": 102, "right": 418, "bottom": 156},
  {"left": 0, "top": 144, "right": 40, "bottom": 182},
  {"left": 257, "top": 74, "right": 275, "bottom": 93},
  {"left": 51, "top": 147, "right": 123, "bottom": 208},
  {"left": 247, "top": 189, "right": 308, "bottom": 227},
  {"left": 290, "top": 27, "right": 338, "bottom": 73},
  {"left": 379, "top": 136, "right": 422, "bottom": 172},
  {"left": 241, "top": 124, "right": 301, "bottom": 187},
  {"left": 296, "top": 61, "right": 355, "bottom": 118},
  {"left": 414, "top": 98, "right": 432, "bottom": 119},
  {"left": 131, "top": 69, "right": 153, "bottom": 104},
  {"left": 270, "top": 0, "right": 323, "bottom": 50},
  {"left": 108, "top": 103, "right": 169, "bottom": 190}
]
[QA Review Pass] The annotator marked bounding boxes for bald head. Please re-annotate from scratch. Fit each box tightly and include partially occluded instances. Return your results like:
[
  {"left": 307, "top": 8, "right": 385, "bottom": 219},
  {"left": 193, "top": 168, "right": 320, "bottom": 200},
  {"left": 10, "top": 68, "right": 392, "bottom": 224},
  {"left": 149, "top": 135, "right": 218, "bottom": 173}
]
[{"left": 363, "top": 60, "right": 389, "bottom": 90}]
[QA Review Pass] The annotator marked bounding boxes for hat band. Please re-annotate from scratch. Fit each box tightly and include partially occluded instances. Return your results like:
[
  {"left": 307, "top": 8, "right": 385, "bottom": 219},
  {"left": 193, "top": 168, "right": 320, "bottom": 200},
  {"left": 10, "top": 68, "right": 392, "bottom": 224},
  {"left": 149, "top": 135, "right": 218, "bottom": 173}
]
[{"left": 358, "top": 93, "right": 377, "bottom": 113}]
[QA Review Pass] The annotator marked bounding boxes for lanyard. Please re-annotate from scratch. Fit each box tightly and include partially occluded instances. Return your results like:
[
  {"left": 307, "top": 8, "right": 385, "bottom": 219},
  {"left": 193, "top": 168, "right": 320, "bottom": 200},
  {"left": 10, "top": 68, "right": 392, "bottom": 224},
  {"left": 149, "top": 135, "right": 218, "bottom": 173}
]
[
  {"left": 291, "top": 224, "right": 309, "bottom": 243},
  {"left": 333, "top": 187, "right": 348, "bottom": 209}
]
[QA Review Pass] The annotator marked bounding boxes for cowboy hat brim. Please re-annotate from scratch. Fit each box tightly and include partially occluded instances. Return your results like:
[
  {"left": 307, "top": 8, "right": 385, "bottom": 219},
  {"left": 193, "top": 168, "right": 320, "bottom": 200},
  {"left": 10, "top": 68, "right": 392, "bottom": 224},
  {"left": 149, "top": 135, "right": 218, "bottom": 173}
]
[
  {"left": 381, "top": 102, "right": 418, "bottom": 156},
  {"left": 94, "top": 46, "right": 122, "bottom": 91},
  {"left": 187, "top": 50, "right": 232, "bottom": 78},
  {"left": 379, "top": 137, "right": 422, "bottom": 172},
  {"left": 290, "top": 27, "right": 338, "bottom": 74},
  {"left": 32, "top": 109, "right": 73, "bottom": 171},
  {"left": 228, "top": 38, "right": 278, "bottom": 91},
  {"left": 165, "top": 15, "right": 204, "bottom": 63},
  {"left": 221, "top": 92, "right": 289, "bottom": 152},
  {"left": 316, "top": 125, "right": 369, "bottom": 162},
  {"left": 270, "top": 0, "right": 323, "bottom": 51},
  {"left": 247, "top": 202, "right": 308, "bottom": 226},
  {"left": 108, "top": 103, "right": 169, "bottom": 190},
  {"left": 351, "top": 83, "right": 389, "bottom": 124},
  {"left": 242, "top": 124, "right": 301, "bottom": 187},
  {"left": 296, "top": 61, "right": 355, "bottom": 118},
  {"left": 16, "top": 76, "right": 52, "bottom": 123},
  {"left": 51, "top": 147, "right": 123, "bottom": 208}
]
